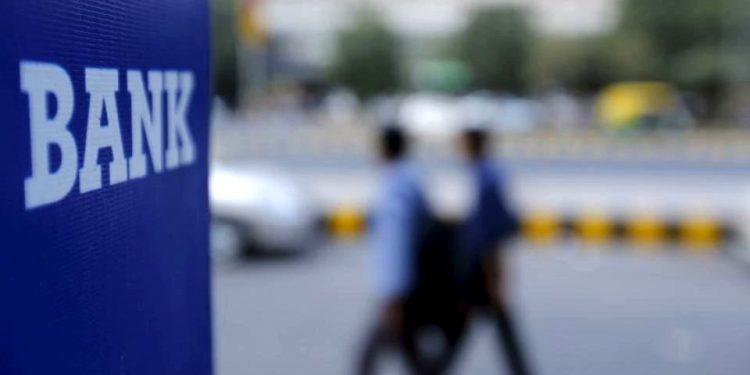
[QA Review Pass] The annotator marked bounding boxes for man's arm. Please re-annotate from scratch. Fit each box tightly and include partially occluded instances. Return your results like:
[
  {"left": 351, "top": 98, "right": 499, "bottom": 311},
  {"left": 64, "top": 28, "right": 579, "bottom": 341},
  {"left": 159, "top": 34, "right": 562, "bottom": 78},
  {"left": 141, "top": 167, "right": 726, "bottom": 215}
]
[
  {"left": 371, "top": 188, "right": 414, "bottom": 332},
  {"left": 482, "top": 249, "right": 507, "bottom": 308},
  {"left": 480, "top": 168, "right": 514, "bottom": 308}
]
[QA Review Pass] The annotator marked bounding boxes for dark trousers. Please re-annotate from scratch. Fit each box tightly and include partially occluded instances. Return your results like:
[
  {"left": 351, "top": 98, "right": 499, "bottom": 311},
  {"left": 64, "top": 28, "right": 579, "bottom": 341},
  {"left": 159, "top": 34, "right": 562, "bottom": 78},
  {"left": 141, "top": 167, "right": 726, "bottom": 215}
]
[
  {"left": 427, "top": 304, "right": 530, "bottom": 375},
  {"left": 491, "top": 305, "right": 531, "bottom": 375},
  {"left": 458, "top": 266, "right": 532, "bottom": 375},
  {"left": 356, "top": 303, "right": 530, "bottom": 375},
  {"left": 357, "top": 295, "right": 530, "bottom": 375},
  {"left": 356, "top": 318, "right": 424, "bottom": 375},
  {"left": 356, "top": 297, "right": 465, "bottom": 375}
]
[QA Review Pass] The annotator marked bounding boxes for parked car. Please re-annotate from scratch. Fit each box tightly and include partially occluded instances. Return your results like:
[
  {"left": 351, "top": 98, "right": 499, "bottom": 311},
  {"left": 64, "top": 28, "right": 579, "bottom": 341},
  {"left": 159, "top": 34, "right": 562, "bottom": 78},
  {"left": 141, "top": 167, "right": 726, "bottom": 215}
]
[
  {"left": 210, "top": 163, "right": 321, "bottom": 256},
  {"left": 396, "top": 92, "right": 542, "bottom": 138},
  {"left": 398, "top": 93, "right": 463, "bottom": 138}
]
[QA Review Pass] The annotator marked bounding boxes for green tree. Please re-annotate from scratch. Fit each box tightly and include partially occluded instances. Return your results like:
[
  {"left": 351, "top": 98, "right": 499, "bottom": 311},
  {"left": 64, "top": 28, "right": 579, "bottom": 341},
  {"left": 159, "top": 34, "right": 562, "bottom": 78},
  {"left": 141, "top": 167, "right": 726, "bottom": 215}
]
[
  {"left": 330, "top": 8, "right": 401, "bottom": 99},
  {"left": 460, "top": 7, "right": 533, "bottom": 93},
  {"left": 212, "top": 0, "right": 239, "bottom": 108},
  {"left": 619, "top": 0, "right": 730, "bottom": 89},
  {"left": 530, "top": 37, "right": 606, "bottom": 92}
]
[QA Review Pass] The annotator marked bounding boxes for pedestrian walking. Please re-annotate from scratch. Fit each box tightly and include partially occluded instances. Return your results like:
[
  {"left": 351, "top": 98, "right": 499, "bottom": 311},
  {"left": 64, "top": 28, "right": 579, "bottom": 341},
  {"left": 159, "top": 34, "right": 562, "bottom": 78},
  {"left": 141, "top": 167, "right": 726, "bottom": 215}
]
[
  {"left": 356, "top": 126, "right": 430, "bottom": 375},
  {"left": 452, "top": 127, "right": 532, "bottom": 375}
]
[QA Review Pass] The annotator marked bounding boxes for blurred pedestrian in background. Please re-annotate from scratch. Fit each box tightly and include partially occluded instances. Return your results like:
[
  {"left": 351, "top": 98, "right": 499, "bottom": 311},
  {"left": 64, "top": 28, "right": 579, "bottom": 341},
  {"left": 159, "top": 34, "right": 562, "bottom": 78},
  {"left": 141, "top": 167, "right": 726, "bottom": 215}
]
[
  {"left": 454, "top": 127, "right": 532, "bottom": 375},
  {"left": 357, "top": 126, "right": 430, "bottom": 374}
]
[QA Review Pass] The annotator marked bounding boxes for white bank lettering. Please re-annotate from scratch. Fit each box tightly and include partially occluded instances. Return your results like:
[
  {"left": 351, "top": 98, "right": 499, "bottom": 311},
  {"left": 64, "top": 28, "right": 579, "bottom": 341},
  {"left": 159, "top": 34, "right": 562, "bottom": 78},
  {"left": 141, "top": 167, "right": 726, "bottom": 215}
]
[{"left": 20, "top": 61, "right": 197, "bottom": 209}]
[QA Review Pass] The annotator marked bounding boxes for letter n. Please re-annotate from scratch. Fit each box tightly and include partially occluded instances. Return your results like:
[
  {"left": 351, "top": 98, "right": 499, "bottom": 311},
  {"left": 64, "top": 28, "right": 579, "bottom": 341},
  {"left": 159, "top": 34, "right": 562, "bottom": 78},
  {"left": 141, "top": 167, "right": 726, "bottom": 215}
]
[{"left": 127, "top": 70, "right": 164, "bottom": 179}]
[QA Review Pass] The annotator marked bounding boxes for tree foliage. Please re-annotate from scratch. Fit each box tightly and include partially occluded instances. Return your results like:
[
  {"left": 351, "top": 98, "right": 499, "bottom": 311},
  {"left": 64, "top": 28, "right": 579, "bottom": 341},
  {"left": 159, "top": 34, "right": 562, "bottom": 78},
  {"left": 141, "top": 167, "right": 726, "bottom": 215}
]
[
  {"left": 529, "top": 0, "right": 738, "bottom": 98},
  {"left": 330, "top": 8, "right": 401, "bottom": 99},
  {"left": 460, "top": 7, "right": 533, "bottom": 94},
  {"left": 212, "top": 0, "right": 239, "bottom": 108},
  {"left": 530, "top": 33, "right": 659, "bottom": 93},
  {"left": 618, "top": 0, "right": 730, "bottom": 90}
]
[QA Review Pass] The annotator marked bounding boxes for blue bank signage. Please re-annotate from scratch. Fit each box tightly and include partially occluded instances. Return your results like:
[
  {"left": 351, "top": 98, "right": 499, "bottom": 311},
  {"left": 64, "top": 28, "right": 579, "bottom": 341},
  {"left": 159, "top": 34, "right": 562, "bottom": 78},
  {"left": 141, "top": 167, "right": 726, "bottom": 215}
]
[{"left": 1, "top": 1, "right": 212, "bottom": 374}]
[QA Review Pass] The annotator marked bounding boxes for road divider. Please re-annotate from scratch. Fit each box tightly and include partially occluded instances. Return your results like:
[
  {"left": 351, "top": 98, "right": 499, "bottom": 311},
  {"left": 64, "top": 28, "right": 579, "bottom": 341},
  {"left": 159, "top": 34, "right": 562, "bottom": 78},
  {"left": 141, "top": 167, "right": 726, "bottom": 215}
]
[
  {"left": 327, "top": 205, "right": 367, "bottom": 241},
  {"left": 324, "top": 207, "right": 734, "bottom": 252}
]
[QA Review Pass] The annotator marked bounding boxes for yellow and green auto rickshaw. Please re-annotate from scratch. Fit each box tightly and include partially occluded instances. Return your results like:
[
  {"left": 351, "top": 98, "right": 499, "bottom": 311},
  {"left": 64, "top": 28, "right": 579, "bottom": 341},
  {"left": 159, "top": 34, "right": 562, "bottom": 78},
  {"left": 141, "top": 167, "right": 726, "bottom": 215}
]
[{"left": 597, "top": 82, "right": 694, "bottom": 133}]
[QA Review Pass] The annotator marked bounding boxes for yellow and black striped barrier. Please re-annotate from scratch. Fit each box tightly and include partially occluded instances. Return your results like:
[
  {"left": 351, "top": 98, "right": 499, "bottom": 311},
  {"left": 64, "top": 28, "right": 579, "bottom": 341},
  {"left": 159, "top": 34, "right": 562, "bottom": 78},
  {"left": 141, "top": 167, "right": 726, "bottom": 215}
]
[
  {"left": 325, "top": 207, "right": 734, "bottom": 253},
  {"left": 326, "top": 205, "right": 367, "bottom": 241}
]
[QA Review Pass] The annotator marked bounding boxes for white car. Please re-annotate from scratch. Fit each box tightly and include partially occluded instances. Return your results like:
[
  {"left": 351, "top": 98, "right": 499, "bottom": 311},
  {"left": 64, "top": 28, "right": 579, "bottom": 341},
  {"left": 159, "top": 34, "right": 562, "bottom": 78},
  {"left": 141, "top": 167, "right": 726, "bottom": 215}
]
[
  {"left": 397, "top": 93, "right": 541, "bottom": 138},
  {"left": 398, "top": 93, "right": 463, "bottom": 138},
  {"left": 209, "top": 163, "right": 321, "bottom": 256}
]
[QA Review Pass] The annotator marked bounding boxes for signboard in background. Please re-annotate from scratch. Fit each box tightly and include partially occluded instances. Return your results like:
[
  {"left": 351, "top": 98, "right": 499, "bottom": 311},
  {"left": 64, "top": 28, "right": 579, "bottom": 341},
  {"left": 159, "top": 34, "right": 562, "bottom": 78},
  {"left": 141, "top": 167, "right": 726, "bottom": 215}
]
[{"left": 0, "top": 1, "right": 212, "bottom": 374}]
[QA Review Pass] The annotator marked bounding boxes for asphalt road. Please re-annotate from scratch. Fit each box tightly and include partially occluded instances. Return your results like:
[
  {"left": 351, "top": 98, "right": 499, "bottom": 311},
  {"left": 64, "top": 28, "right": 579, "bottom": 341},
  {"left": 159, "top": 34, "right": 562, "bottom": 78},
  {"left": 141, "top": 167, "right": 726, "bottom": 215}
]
[{"left": 212, "top": 242, "right": 750, "bottom": 375}]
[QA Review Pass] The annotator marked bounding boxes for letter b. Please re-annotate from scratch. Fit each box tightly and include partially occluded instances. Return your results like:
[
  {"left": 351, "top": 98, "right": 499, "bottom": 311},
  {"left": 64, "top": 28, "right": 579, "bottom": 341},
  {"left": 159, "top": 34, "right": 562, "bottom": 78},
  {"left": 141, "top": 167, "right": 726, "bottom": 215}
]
[{"left": 21, "top": 61, "right": 78, "bottom": 209}]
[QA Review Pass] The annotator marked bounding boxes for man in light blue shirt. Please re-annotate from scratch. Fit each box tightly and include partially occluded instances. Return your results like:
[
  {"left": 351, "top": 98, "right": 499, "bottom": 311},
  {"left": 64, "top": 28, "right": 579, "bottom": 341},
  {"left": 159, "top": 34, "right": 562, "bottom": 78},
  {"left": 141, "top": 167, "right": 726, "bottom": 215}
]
[
  {"left": 357, "top": 126, "right": 428, "bottom": 374},
  {"left": 370, "top": 149, "right": 426, "bottom": 301}
]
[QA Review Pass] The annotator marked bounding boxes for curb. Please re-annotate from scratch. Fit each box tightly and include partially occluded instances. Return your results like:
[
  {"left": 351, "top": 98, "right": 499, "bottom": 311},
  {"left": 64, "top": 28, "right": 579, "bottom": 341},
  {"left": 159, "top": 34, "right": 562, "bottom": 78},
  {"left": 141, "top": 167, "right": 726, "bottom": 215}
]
[{"left": 325, "top": 207, "right": 735, "bottom": 253}]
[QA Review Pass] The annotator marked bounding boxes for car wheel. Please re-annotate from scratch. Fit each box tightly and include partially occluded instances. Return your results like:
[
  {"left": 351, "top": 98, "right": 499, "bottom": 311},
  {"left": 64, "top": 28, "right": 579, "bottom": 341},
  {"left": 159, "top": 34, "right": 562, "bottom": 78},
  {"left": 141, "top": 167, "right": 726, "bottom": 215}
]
[{"left": 210, "top": 220, "right": 246, "bottom": 261}]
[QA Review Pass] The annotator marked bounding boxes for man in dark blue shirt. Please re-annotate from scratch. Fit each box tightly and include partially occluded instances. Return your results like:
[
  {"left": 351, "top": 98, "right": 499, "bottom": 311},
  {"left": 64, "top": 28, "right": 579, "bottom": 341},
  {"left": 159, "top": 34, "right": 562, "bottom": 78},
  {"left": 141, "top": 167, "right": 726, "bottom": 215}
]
[{"left": 457, "top": 128, "right": 531, "bottom": 375}]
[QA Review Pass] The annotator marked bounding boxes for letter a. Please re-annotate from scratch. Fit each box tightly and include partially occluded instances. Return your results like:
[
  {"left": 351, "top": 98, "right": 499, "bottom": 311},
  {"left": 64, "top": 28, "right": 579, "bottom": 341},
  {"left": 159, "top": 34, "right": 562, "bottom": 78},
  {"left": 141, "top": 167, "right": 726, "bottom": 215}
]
[{"left": 79, "top": 68, "right": 128, "bottom": 193}]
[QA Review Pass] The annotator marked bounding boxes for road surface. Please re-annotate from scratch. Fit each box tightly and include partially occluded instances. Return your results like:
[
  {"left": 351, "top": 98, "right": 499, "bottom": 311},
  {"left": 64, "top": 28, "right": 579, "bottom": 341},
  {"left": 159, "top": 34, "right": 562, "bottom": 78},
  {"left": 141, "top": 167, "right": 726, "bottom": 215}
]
[{"left": 212, "top": 242, "right": 750, "bottom": 375}]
